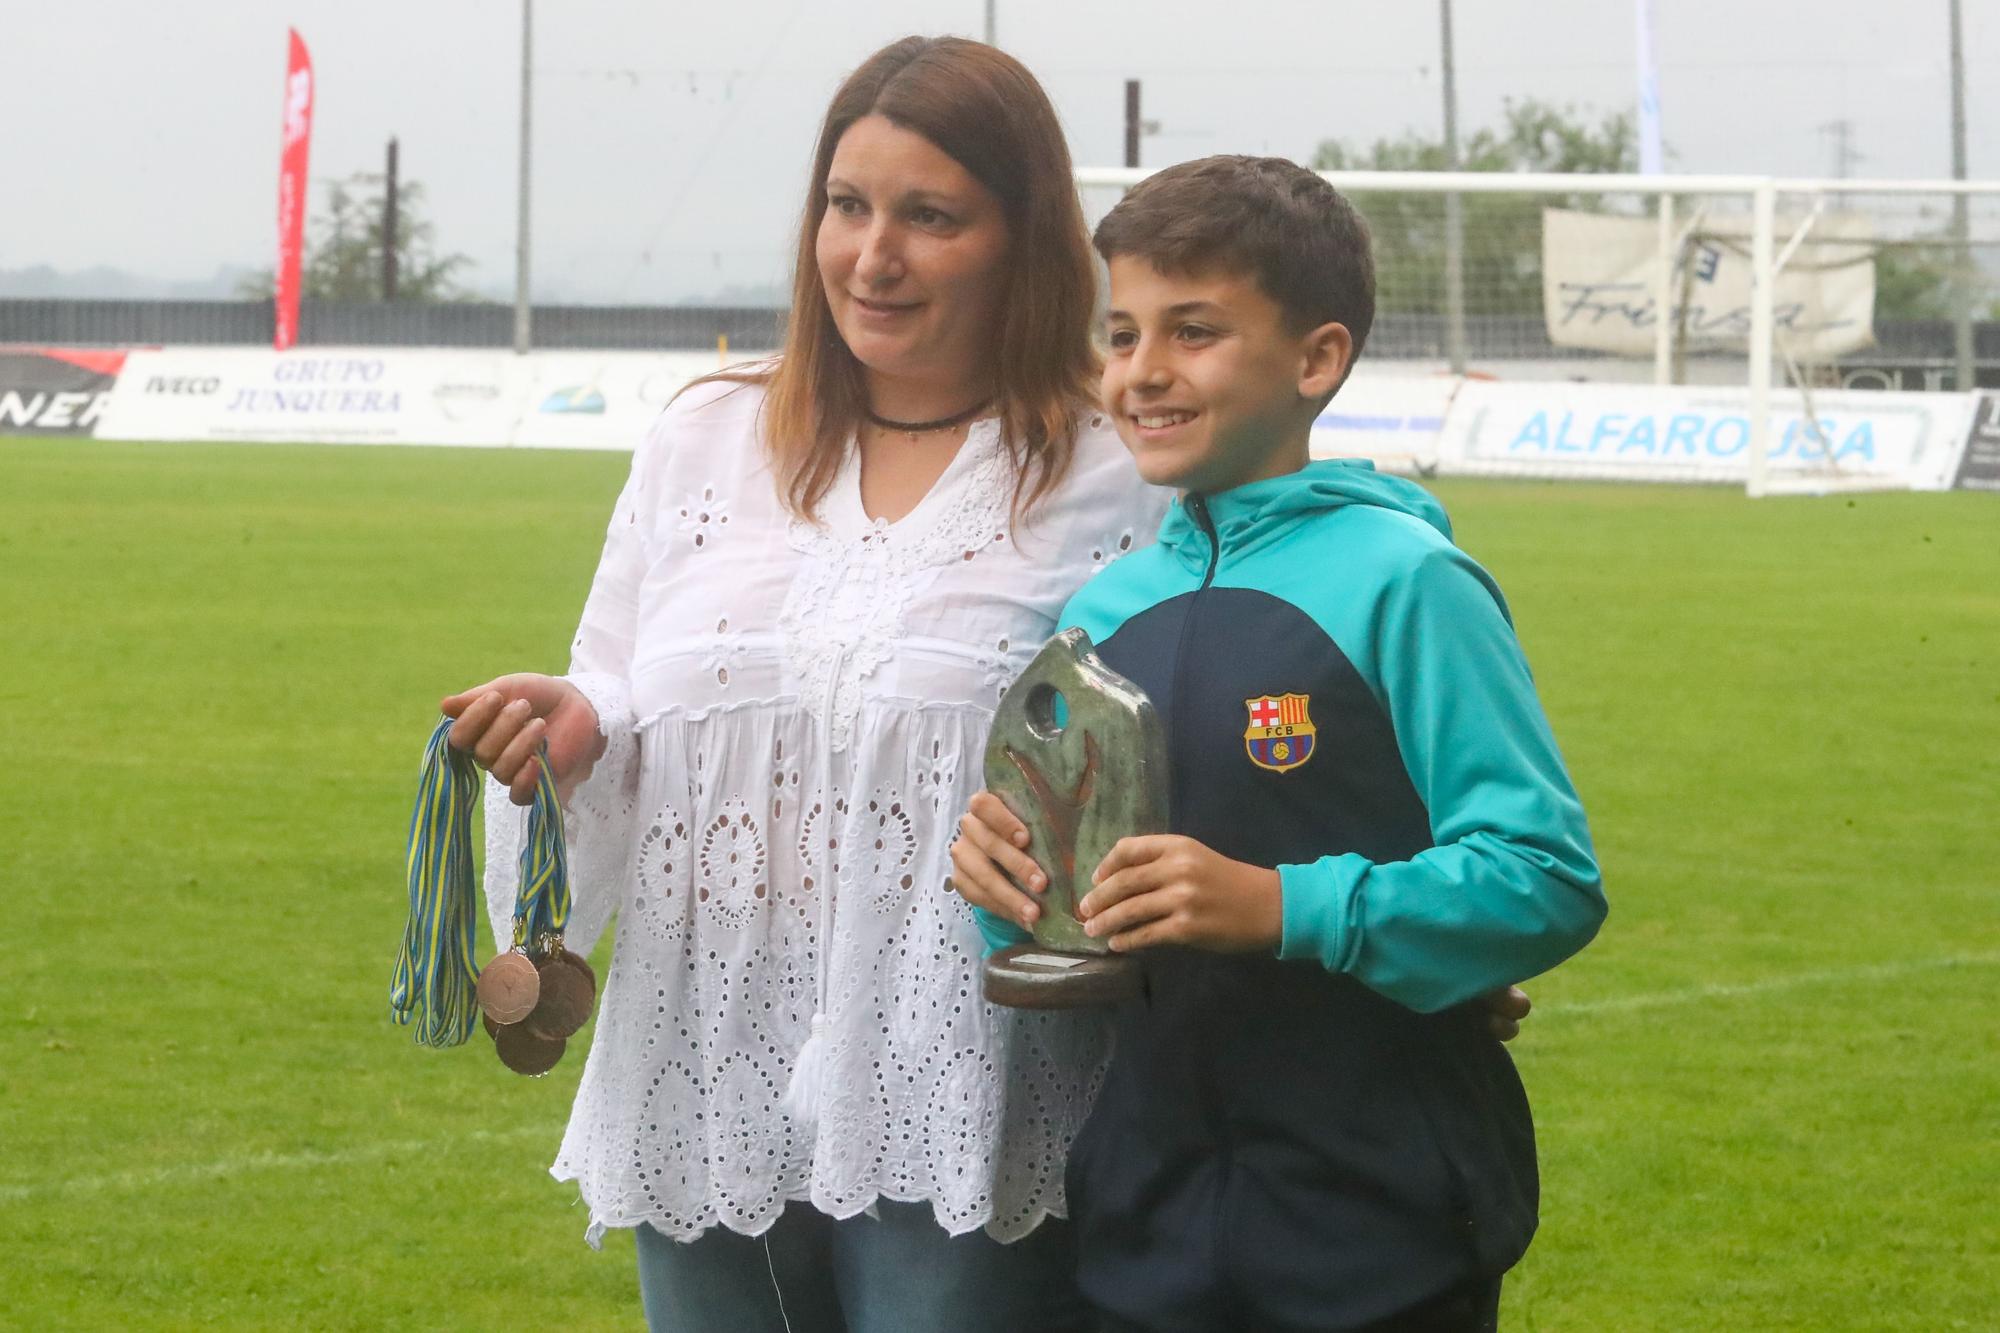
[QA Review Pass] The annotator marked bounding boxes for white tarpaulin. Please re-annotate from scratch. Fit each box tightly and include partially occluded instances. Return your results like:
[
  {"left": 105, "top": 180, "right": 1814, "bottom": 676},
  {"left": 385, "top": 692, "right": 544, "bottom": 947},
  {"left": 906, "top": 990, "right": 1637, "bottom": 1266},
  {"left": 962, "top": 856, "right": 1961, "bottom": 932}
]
[{"left": 1542, "top": 207, "right": 1877, "bottom": 360}]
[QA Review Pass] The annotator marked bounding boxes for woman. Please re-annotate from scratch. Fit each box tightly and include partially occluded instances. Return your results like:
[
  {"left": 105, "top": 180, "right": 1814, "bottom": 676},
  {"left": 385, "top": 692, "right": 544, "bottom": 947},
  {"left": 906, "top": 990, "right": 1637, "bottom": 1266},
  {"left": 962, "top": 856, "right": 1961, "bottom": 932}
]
[
  {"left": 446, "top": 36, "right": 1160, "bottom": 1332},
  {"left": 444, "top": 34, "right": 1528, "bottom": 1332}
]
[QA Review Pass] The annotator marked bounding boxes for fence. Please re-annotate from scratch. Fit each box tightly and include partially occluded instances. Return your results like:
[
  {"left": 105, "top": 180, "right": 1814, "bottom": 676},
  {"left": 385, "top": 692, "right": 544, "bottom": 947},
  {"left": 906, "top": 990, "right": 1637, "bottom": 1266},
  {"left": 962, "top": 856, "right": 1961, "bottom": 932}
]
[{"left": 0, "top": 300, "right": 784, "bottom": 353}]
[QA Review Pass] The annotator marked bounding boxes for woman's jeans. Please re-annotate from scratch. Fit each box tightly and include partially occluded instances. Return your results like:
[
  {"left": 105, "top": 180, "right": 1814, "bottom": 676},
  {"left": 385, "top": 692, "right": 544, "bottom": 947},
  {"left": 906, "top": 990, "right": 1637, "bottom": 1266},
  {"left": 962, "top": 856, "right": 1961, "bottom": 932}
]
[{"left": 634, "top": 1199, "right": 1086, "bottom": 1333}]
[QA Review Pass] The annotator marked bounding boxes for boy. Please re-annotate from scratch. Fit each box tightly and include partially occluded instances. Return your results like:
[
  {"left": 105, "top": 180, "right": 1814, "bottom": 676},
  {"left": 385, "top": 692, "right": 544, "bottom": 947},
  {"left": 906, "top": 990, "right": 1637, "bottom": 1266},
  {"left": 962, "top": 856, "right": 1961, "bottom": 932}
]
[{"left": 950, "top": 156, "right": 1605, "bottom": 1331}]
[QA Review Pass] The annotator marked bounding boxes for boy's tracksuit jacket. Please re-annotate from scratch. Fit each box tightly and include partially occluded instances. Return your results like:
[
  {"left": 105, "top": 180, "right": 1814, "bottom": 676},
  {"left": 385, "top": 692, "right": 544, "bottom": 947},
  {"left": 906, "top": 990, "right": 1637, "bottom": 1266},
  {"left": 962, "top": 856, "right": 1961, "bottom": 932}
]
[{"left": 976, "top": 460, "right": 1606, "bottom": 1331}]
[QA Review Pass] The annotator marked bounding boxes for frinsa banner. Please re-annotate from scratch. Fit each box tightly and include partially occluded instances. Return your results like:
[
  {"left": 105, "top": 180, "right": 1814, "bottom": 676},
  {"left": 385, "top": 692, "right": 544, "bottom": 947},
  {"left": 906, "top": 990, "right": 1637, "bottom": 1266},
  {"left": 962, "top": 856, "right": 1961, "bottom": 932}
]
[
  {"left": 0, "top": 347, "right": 128, "bottom": 435},
  {"left": 1439, "top": 380, "right": 1976, "bottom": 489},
  {"left": 1543, "top": 207, "right": 1876, "bottom": 361}
]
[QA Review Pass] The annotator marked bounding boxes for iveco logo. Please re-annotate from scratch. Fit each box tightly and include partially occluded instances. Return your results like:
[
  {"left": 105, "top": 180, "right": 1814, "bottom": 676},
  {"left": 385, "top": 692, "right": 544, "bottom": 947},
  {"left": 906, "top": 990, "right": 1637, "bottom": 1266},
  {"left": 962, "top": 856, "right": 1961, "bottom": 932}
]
[{"left": 145, "top": 376, "right": 221, "bottom": 395}]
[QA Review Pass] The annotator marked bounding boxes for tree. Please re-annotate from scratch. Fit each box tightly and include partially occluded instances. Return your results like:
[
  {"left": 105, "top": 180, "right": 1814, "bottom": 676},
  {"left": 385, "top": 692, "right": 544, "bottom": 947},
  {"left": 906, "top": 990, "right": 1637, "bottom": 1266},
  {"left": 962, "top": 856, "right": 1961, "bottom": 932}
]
[
  {"left": 1312, "top": 100, "right": 1636, "bottom": 317},
  {"left": 238, "top": 171, "right": 472, "bottom": 302},
  {"left": 1871, "top": 240, "right": 2000, "bottom": 322}
]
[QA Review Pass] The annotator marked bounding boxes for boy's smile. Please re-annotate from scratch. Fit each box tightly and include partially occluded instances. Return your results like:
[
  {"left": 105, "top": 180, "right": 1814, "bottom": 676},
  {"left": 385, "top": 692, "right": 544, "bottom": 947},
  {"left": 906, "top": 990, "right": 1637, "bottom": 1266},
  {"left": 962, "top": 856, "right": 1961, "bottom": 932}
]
[{"left": 1102, "top": 256, "right": 1351, "bottom": 495}]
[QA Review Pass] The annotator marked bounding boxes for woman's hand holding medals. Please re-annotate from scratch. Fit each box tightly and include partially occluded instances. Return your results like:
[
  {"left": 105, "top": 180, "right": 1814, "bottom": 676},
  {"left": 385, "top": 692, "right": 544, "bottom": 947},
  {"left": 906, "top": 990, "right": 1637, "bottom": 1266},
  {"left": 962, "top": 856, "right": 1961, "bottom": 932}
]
[
  {"left": 393, "top": 687, "right": 607, "bottom": 1075},
  {"left": 441, "top": 673, "right": 606, "bottom": 806}
]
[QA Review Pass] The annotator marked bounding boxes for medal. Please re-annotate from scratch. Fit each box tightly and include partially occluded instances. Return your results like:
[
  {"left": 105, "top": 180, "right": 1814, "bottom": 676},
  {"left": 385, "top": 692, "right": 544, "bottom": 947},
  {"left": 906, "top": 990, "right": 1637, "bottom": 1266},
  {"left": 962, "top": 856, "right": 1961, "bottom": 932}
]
[
  {"left": 393, "top": 722, "right": 599, "bottom": 1076},
  {"left": 494, "top": 1021, "right": 567, "bottom": 1076},
  {"left": 475, "top": 951, "right": 541, "bottom": 1026},
  {"left": 524, "top": 947, "right": 595, "bottom": 1041}
]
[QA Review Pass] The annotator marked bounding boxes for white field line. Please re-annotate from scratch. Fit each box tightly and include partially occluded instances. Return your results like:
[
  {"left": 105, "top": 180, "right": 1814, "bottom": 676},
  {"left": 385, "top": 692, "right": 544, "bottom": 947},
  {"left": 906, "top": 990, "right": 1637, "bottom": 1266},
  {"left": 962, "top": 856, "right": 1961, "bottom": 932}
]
[
  {"left": 7, "top": 953, "right": 1996, "bottom": 1203},
  {"left": 1539, "top": 951, "right": 2000, "bottom": 1018},
  {"left": 0, "top": 1123, "right": 563, "bottom": 1205}
]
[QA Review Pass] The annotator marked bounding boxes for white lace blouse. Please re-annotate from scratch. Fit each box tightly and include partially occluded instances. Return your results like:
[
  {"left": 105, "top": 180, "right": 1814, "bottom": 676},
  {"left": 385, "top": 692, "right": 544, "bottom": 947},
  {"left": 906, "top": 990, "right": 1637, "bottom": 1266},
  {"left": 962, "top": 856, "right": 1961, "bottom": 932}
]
[{"left": 484, "top": 377, "right": 1168, "bottom": 1245}]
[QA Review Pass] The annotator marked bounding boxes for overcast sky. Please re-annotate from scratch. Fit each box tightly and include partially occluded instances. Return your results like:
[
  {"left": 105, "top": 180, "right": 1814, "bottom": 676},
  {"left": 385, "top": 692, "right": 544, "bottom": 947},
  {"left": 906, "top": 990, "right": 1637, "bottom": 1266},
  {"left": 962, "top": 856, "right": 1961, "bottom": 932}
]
[{"left": 4, "top": 0, "right": 1993, "bottom": 301}]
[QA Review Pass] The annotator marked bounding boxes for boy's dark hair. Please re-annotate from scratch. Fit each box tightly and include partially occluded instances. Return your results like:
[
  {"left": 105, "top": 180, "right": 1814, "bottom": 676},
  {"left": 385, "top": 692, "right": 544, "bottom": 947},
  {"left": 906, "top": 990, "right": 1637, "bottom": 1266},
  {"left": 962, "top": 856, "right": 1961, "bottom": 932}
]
[{"left": 1093, "top": 155, "right": 1375, "bottom": 374}]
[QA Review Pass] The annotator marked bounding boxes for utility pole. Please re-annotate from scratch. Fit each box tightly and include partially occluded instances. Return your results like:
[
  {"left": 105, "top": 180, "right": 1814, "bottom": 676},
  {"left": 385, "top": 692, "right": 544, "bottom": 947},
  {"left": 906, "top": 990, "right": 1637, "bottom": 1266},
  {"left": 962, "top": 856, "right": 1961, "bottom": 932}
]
[
  {"left": 1125, "top": 80, "right": 1141, "bottom": 169},
  {"left": 983, "top": 0, "right": 995, "bottom": 45},
  {"left": 382, "top": 137, "right": 399, "bottom": 301},
  {"left": 513, "top": 0, "right": 533, "bottom": 355},
  {"left": 1949, "top": 0, "right": 1974, "bottom": 390},
  {"left": 1439, "top": 0, "right": 1467, "bottom": 374}
]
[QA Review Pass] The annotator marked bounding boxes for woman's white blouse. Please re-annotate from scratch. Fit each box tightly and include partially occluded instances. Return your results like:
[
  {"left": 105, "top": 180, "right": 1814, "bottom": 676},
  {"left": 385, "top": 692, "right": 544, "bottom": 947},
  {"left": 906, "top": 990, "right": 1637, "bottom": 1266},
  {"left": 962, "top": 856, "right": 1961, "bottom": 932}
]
[{"left": 484, "top": 378, "right": 1167, "bottom": 1244}]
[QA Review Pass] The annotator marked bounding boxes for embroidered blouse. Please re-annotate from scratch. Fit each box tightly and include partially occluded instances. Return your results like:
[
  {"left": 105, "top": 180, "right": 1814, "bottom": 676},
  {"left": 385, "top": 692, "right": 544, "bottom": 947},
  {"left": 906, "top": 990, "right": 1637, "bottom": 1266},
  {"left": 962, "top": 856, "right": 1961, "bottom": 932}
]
[{"left": 484, "top": 378, "right": 1167, "bottom": 1244}]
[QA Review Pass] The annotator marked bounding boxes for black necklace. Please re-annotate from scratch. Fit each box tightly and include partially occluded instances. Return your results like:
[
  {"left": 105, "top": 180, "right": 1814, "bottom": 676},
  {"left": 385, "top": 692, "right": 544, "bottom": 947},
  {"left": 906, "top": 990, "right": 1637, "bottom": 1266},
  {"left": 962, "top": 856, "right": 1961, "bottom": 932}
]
[{"left": 864, "top": 398, "right": 991, "bottom": 437}]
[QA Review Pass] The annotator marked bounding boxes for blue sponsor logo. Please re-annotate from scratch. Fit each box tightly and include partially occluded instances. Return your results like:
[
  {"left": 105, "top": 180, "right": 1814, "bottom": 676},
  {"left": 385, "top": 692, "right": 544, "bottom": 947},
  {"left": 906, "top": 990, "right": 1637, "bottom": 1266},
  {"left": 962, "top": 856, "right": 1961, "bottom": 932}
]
[
  {"left": 541, "top": 385, "right": 606, "bottom": 415},
  {"left": 1503, "top": 408, "right": 1879, "bottom": 463}
]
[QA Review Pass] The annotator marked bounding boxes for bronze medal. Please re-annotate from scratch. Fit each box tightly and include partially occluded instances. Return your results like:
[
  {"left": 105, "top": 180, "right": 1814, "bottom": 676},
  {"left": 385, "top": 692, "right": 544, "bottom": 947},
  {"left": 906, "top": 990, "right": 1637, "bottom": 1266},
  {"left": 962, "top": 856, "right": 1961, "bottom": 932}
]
[
  {"left": 525, "top": 952, "right": 595, "bottom": 1041},
  {"left": 476, "top": 951, "right": 541, "bottom": 1026},
  {"left": 493, "top": 1021, "right": 566, "bottom": 1076},
  {"left": 560, "top": 947, "right": 596, "bottom": 995}
]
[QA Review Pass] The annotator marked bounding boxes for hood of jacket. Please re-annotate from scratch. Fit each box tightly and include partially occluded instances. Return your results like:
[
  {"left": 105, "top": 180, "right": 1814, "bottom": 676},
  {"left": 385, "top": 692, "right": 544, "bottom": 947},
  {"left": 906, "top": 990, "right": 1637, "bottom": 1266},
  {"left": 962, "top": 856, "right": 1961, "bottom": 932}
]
[{"left": 1157, "top": 458, "right": 1453, "bottom": 572}]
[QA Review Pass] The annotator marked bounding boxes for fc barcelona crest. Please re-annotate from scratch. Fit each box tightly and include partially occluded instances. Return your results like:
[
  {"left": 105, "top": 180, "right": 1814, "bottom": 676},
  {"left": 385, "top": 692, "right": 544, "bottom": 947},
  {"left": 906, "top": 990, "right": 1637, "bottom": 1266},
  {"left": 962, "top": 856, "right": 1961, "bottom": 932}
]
[{"left": 1244, "top": 693, "right": 1316, "bottom": 773}]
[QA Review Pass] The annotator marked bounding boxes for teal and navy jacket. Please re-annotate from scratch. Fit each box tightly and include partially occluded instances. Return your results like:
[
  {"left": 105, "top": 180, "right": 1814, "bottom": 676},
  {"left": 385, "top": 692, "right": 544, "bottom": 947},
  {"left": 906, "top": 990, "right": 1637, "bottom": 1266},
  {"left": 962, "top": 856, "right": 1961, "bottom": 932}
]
[{"left": 975, "top": 460, "right": 1605, "bottom": 1329}]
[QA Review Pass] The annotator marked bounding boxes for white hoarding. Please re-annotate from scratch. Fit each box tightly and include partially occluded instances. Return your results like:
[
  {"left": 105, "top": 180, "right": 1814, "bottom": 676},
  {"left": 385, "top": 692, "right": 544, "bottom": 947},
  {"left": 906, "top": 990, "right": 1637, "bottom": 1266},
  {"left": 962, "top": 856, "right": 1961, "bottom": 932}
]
[
  {"left": 96, "top": 348, "right": 742, "bottom": 449},
  {"left": 1310, "top": 373, "right": 1460, "bottom": 473},
  {"left": 510, "top": 352, "right": 730, "bottom": 450}
]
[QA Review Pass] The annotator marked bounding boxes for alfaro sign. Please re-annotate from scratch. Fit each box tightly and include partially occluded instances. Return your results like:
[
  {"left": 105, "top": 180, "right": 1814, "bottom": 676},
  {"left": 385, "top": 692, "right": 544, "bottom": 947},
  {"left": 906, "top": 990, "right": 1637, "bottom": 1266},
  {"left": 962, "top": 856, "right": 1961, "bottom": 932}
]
[{"left": 1441, "top": 381, "right": 1975, "bottom": 488}]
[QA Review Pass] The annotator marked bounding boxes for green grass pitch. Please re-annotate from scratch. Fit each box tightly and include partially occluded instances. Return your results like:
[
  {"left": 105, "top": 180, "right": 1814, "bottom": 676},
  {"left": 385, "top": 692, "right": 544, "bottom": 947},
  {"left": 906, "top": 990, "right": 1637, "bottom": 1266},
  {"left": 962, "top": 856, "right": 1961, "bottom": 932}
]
[{"left": 2, "top": 437, "right": 1994, "bottom": 1329}]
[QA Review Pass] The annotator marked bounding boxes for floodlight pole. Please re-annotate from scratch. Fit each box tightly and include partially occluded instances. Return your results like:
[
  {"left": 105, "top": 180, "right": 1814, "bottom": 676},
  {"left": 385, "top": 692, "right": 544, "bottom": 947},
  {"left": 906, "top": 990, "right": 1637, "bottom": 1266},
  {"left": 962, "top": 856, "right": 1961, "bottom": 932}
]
[
  {"left": 1439, "top": 0, "right": 1468, "bottom": 374},
  {"left": 1948, "top": 0, "right": 1974, "bottom": 390},
  {"left": 383, "top": 137, "right": 399, "bottom": 302},
  {"left": 1125, "top": 80, "right": 1141, "bottom": 169},
  {"left": 513, "top": 0, "right": 533, "bottom": 355}
]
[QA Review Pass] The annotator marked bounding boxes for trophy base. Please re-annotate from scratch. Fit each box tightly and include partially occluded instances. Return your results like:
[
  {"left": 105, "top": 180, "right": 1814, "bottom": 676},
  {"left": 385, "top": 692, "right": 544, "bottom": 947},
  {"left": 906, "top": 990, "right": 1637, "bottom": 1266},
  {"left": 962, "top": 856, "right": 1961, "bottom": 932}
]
[{"left": 983, "top": 944, "right": 1142, "bottom": 1009}]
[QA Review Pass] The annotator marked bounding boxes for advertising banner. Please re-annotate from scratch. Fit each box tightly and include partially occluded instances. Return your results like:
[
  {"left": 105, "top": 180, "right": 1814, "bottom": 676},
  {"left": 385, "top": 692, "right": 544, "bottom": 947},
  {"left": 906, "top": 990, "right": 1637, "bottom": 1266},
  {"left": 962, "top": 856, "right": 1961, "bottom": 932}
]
[
  {"left": 1543, "top": 207, "right": 1876, "bottom": 361},
  {"left": 0, "top": 348, "right": 129, "bottom": 436},
  {"left": 510, "top": 352, "right": 724, "bottom": 450},
  {"left": 1952, "top": 393, "right": 2000, "bottom": 491},
  {"left": 1309, "top": 373, "right": 1460, "bottom": 473},
  {"left": 274, "top": 30, "right": 314, "bottom": 352},
  {"left": 1438, "top": 380, "right": 1976, "bottom": 489},
  {"left": 94, "top": 348, "right": 727, "bottom": 449},
  {"left": 97, "top": 348, "right": 523, "bottom": 446}
]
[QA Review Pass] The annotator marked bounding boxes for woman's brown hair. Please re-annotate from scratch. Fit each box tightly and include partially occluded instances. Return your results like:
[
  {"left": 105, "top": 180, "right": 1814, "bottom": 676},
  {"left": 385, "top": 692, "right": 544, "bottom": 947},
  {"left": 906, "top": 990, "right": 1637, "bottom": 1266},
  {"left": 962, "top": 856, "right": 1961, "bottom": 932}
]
[{"left": 703, "top": 36, "right": 1098, "bottom": 521}]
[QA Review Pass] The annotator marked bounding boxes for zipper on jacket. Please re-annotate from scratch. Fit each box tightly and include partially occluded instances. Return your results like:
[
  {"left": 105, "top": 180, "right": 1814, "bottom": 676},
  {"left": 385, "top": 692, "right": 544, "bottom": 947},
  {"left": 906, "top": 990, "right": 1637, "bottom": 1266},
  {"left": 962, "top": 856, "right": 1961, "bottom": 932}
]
[
  {"left": 1166, "top": 493, "right": 1227, "bottom": 1151},
  {"left": 1165, "top": 495, "right": 1221, "bottom": 814},
  {"left": 1187, "top": 494, "right": 1220, "bottom": 590}
]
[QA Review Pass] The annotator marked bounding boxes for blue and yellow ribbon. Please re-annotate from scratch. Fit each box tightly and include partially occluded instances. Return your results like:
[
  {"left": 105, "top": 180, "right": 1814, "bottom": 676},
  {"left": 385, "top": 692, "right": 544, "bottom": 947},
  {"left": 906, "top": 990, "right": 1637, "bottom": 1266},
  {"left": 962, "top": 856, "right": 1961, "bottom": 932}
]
[
  {"left": 390, "top": 715, "right": 572, "bottom": 1048},
  {"left": 510, "top": 745, "right": 571, "bottom": 950}
]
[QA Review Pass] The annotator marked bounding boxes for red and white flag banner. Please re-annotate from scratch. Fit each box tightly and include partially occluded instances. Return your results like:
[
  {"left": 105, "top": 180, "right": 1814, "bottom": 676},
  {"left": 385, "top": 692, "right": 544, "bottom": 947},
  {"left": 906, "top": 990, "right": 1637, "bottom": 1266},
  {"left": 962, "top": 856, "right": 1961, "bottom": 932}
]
[{"left": 274, "top": 29, "right": 314, "bottom": 351}]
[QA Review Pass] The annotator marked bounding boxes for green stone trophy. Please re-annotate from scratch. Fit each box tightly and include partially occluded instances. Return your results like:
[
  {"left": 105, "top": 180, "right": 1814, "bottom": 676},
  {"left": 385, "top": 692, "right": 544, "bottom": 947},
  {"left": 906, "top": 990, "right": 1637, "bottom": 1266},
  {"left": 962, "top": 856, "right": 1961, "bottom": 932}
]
[{"left": 982, "top": 628, "right": 1167, "bottom": 1008}]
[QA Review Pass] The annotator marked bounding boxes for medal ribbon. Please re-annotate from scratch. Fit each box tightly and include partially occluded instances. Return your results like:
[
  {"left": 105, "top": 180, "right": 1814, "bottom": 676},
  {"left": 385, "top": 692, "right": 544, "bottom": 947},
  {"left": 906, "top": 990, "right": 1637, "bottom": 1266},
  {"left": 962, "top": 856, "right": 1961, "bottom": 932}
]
[
  {"left": 390, "top": 715, "right": 574, "bottom": 1048},
  {"left": 509, "top": 743, "right": 571, "bottom": 948},
  {"left": 390, "top": 717, "right": 483, "bottom": 1046}
]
